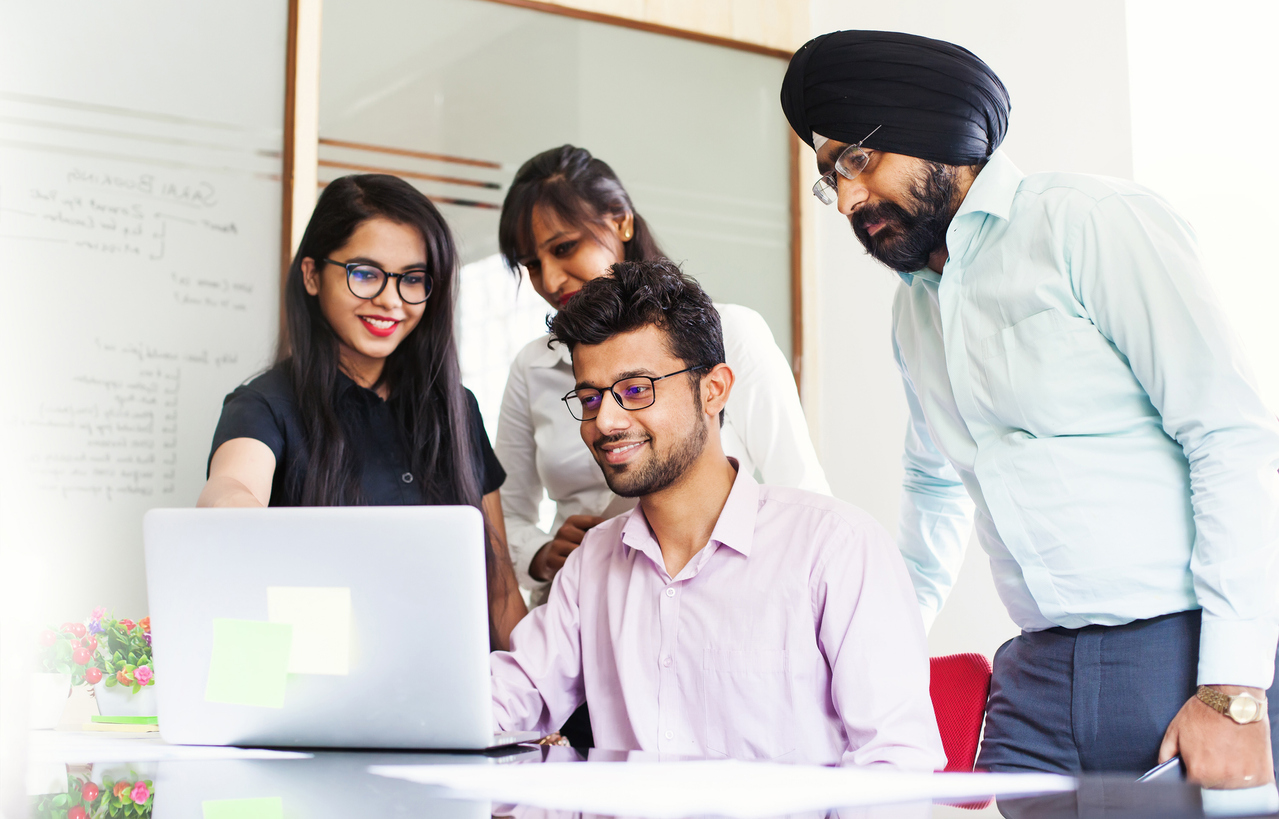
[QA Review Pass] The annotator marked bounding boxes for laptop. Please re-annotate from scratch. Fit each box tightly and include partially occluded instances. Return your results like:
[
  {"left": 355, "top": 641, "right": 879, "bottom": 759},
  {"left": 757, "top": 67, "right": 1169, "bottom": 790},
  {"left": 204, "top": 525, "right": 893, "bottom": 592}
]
[{"left": 143, "top": 506, "right": 539, "bottom": 750}]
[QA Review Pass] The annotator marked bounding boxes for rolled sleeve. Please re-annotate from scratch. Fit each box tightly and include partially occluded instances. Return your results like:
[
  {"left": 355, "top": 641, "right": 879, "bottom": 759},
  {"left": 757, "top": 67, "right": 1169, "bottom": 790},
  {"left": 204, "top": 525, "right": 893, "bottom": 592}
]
[{"left": 1072, "top": 191, "right": 1279, "bottom": 687}]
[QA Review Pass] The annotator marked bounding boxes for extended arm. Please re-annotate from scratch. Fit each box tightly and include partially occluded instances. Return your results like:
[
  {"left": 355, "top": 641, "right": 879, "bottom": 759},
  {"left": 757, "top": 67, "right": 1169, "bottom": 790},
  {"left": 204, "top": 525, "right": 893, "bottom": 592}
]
[
  {"left": 893, "top": 334, "right": 975, "bottom": 629},
  {"left": 491, "top": 543, "right": 587, "bottom": 735},
  {"left": 1074, "top": 191, "right": 1279, "bottom": 785},
  {"left": 483, "top": 490, "right": 528, "bottom": 651},
  {"left": 198, "top": 438, "right": 275, "bottom": 507},
  {"left": 494, "top": 355, "right": 555, "bottom": 592}
]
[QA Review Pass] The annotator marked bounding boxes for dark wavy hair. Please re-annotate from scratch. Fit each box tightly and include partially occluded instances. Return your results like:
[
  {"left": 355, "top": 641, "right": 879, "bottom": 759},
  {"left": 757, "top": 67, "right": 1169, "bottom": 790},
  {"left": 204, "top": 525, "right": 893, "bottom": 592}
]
[
  {"left": 278, "top": 174, "right": 509, "bottom": 640},
  {"left": 498, "top": 145, "right": 664, "bottom": 273},
  {"left": 549, "top": 259, "right": 726, "bottom": 422}
]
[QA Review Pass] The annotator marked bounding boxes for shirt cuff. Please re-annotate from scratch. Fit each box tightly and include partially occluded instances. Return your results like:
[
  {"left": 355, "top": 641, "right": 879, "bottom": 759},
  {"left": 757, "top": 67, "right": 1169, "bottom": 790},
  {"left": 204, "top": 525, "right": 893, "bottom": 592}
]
[{"left": 1197, "top": 615, "right": 1279, "bottom": 688}]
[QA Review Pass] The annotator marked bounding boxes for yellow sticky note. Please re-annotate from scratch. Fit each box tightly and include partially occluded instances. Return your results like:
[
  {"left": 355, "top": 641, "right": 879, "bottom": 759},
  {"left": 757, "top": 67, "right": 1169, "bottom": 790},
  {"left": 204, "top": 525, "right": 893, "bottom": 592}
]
[
  {"left": 204, "top": 620, "right": 292, "bottom": 708},
  {"left": 266, "top": 586, "right": 351, "bottom": 675},
  {"left": 202, "top": 797, "right": 283, "bottom": 819}
]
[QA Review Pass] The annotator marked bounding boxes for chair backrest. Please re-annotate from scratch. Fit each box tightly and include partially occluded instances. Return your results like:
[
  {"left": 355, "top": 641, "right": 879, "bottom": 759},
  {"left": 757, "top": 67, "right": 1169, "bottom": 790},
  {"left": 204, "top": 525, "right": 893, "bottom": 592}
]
[{"left": 930, "top": 652, "right": 993, "bottom": 772}]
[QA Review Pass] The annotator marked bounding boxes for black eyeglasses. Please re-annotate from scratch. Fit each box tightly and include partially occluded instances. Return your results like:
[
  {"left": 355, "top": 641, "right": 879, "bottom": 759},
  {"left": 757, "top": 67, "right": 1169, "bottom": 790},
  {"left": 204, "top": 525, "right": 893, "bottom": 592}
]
[
  {"left": 323, "top": 259, "right": 433, "bottom": 304},
  {"left": 812, "top": 125, "right": 882, "bottom": 206},
  {"left": 562, "top": 365, "right": 709, "bottom": 421}
]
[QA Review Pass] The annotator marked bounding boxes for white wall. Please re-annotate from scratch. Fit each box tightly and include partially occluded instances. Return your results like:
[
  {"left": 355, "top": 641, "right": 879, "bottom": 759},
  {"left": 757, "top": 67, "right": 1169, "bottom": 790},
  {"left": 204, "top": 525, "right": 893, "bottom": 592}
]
[
  {"left": 807, "top": 1, "right": 1135, "bottom": 659},
  {"left": 1126, "top": 0, "right": 1279, "bottom": 413}
]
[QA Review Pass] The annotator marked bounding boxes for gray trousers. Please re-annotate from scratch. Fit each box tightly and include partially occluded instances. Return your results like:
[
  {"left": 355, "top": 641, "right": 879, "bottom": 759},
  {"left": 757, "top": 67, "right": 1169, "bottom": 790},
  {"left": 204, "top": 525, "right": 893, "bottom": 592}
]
[{"left": 976, "top": 609, "right": 1279, "bottom": 775}]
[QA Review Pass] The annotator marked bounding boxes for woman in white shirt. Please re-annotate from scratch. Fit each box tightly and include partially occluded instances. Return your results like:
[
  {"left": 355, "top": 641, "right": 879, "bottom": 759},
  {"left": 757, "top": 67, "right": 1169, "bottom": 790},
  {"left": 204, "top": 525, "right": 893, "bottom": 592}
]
[{"left": 495, "top": 145, "right": 829, "bottom": 603}]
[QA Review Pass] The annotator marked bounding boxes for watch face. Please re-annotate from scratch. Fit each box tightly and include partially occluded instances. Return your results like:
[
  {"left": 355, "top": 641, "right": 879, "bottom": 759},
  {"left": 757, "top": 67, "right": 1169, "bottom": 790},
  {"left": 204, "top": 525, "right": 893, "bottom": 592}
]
[{"left": 1229, "top": 696, "right": 1262, "bottom": 724}]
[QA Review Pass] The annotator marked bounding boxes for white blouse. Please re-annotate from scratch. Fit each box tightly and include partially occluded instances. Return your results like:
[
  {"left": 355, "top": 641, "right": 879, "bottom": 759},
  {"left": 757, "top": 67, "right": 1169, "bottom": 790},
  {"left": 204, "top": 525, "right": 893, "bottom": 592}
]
[{"left": 495, "top": 303, "right": 830, "bottom": 598}]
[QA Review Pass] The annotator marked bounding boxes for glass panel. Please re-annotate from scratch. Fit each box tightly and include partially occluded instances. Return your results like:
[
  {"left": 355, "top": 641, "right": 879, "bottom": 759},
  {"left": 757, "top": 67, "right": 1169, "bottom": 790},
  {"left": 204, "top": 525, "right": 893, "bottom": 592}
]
[{"left": 319, "top": 0, "right": 791, "bottom": 431}]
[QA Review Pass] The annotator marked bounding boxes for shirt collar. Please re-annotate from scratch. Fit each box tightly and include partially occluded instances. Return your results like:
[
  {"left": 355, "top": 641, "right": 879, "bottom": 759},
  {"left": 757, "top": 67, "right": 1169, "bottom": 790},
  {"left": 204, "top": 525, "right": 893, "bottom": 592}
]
[
  {"left": 620, "top": 458, "right": 760, "bottom": 570},
  {"left": 895, "top": 150, "right": 1023, "bottom": 286}
]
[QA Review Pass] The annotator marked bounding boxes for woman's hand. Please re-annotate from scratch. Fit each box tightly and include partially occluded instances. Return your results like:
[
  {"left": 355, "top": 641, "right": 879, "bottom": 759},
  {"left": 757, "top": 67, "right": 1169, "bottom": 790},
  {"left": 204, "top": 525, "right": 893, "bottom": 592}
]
[{"left": 529, "top": 515, "right": 607, "bottom": 582}]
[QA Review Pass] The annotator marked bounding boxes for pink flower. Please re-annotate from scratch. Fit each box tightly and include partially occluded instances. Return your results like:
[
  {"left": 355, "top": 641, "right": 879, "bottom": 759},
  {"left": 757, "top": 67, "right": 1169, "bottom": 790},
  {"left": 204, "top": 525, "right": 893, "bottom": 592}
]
[
  {"left": 130, "top": 781, "right": 150, "bottom": 804},
  {"left": 91, "top": 606, "right": 106, "bottom": 620},
  {"left": 134, "top": 665, "right": 152, "bottom": 685}
]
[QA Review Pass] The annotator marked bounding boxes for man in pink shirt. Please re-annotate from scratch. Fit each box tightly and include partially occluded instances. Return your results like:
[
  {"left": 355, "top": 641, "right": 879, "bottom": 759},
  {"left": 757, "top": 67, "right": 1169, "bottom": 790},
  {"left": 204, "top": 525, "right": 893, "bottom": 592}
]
[{"left": 491, "top": 259, "right": 944, "bottom": 769}]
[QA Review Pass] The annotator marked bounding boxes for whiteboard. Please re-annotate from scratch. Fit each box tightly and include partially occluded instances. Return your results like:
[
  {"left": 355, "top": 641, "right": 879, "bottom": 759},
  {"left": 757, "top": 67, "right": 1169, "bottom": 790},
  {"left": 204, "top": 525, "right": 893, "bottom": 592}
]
[{"left": 0, "top": 1, "right": 287, "bottom": 620}]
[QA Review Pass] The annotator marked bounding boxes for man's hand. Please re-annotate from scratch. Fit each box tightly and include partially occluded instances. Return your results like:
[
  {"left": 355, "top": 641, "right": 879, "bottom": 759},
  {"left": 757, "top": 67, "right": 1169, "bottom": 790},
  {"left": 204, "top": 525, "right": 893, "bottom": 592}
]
[
  {"left": 529, "top": 515, "right": 607, "bottom": 582},
  {"left": 1160, "top": 686, "right": 1274, "bottom": 789}
]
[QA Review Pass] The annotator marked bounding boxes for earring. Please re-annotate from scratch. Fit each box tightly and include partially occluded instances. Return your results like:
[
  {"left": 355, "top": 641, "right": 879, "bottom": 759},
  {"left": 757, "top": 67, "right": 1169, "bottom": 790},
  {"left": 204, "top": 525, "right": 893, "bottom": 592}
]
[{"left": 621, "top": 228, "right": 633, "bottom": 242}]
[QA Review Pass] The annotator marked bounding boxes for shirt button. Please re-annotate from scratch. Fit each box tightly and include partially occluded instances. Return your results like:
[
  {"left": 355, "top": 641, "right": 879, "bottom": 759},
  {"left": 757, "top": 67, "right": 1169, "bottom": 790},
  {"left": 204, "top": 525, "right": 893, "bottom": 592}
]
[
  {"left": 664, "top": 730, "right": 673, "bottom": 739},
  {"left": 665, "top": 588, "right": 675, "bottom": 598},
  {"left": 663, "top": 657, "right": 672, "bottom": 667},
  {"left": 401, "top": 472, "right": 413, "bottom": 483}
]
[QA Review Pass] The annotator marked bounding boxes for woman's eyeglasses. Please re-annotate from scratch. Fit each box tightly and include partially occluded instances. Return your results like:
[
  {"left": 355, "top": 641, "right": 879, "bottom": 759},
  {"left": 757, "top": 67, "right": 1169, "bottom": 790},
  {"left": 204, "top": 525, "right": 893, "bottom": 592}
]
[{"left": 323, "top": 259, "right": 432, "bottom": 304}]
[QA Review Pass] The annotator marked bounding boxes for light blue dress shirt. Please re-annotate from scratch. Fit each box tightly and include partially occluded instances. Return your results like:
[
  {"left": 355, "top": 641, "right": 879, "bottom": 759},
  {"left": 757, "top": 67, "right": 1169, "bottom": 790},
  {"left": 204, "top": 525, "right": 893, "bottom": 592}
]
[{"left": 892, "top": 150, "right": 1279, "bottom": 688}]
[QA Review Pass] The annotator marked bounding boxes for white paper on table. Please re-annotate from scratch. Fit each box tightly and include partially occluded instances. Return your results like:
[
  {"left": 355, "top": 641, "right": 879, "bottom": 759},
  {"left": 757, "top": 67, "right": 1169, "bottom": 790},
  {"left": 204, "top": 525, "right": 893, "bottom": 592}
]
[
  {"left": 28, "top": 732, "right": 311, "bottom": 764},
  {"left": 267, "top": 586, "right": 352, "bottom": 675},
  {"left": 368, "top": 760, "right": 1075, "bottom": 818}
]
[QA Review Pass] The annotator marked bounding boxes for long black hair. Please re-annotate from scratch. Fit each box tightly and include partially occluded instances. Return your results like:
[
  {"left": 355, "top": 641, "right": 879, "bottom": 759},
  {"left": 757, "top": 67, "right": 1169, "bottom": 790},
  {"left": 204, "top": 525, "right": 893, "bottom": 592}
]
[
  {"left": 498, "top": 145, "right": 665, "bottom": 273},
  {"left": 278, "top": 174, "right": 481, "bottom": 511},
  {"left": 278, "top": 176, "right": 515, "bottom": 645}
]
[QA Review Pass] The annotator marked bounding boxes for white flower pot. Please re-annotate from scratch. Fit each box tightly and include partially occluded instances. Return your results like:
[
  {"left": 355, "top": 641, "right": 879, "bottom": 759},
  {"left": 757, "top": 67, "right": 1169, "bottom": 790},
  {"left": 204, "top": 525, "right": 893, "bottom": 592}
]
[
  {"left": 93, "top": 680, "right": 157, "bottom": 717},
  {"left": 28, "top": 672, "right": 71, "bottom": 729}
]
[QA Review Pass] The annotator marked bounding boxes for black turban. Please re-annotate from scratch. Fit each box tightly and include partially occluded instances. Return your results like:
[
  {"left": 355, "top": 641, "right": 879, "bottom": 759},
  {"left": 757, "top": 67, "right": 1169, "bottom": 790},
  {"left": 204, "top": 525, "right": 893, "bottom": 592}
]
[{"left": 780, "top": 30, "right": 1011, "bottom": 166}]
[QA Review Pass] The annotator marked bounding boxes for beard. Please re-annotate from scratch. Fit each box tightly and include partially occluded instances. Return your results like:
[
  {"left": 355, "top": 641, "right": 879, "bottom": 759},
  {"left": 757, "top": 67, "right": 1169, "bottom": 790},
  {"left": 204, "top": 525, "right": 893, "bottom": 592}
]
[
  {"left": 850, "top": 161, "right": 961, "bottom": 273},
  {"left": 594, "top": 415, "right": 709, "bottom": 498}
]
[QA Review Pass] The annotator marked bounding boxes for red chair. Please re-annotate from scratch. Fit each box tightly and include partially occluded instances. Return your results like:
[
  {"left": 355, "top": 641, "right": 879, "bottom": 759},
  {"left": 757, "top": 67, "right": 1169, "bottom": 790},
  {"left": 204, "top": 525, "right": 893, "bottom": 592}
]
[{"left": 930, "top": 652, "right": 993, "bottom": 772}]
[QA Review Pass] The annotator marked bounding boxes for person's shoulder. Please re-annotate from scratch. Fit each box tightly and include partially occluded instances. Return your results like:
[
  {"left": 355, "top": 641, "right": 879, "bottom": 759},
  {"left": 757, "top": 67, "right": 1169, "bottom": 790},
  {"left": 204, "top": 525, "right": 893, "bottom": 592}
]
[
  {"left": 230, "top": 363, "right": 293, "bottom": 406},
  {"left": 757, "top": 484, "right": 892, "bottom": 545},
  {"left": 1017, "top": 170, "right": 1166, "bottom": 212},
  {"left": 511, "top": 333, "right": 565, "bottom": 370},
  {"left": 714, "top": 302, "right": 774, "bottom": 340}
]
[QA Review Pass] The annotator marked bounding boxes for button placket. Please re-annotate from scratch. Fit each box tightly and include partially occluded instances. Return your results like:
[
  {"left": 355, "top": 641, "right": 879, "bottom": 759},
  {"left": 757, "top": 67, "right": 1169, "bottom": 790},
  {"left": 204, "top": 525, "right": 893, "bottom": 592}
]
[{"left": 657, "top": 582, "right": 680, "bottom": 748}]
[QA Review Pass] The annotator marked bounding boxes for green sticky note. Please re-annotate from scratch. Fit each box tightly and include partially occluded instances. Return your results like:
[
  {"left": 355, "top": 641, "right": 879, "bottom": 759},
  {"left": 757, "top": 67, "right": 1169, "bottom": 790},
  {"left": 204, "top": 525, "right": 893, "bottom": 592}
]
[
  {"left": 202, "top": 797, "right": 284, "bottom": 819},
  {"left": 204, "top": 619, "right": 292, "bottom": 708}
]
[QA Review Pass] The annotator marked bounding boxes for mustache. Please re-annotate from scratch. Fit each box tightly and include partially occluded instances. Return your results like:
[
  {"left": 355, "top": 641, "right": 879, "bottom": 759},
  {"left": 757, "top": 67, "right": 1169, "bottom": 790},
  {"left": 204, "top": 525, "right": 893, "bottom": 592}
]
[
  {"left": 593, "top": 432, "right": 650, "bottom": 450},
  {"left": 850, "top": 200, "right": 917, "bottom": 240}
]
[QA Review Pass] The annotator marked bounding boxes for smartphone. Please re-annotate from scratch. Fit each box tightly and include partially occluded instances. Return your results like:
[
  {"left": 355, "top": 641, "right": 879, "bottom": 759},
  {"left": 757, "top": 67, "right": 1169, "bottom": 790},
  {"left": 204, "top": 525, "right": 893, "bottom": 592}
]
[{"left": 1137, "top": 756, "right": 1185, "bottom": 782}]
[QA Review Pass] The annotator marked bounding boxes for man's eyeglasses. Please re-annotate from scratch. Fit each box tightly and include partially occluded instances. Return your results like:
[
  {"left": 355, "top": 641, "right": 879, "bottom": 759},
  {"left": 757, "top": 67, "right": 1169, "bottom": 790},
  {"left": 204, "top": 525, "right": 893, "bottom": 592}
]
[
  {"left": 562, "top": 365, "right": 709, "bottom": 421},
  {"left": 323, "top": 259, "right": 433, "bottom": 304},
  {"left": 811, "top": 125, "right": 882, "bottom": 206}
]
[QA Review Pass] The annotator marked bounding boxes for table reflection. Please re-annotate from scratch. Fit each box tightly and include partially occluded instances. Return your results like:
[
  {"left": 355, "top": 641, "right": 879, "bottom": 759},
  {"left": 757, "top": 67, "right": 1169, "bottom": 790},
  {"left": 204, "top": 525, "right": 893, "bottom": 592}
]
[{"left": 25, "top": 740, "right": 1279, "bottom": 819}]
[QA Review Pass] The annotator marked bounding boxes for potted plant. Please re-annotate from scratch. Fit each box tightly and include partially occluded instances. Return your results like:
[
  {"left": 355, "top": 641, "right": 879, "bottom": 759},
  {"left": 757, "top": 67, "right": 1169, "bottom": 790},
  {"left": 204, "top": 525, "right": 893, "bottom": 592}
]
[
  {"left": 87, "top": 609, "right": 156, "bottom": 718},
  {"left": 31, "top": 621, "right": 101, "bottom": 729},
  {"left": 32, "top": 769, "right": 153, "bottom": 819}
]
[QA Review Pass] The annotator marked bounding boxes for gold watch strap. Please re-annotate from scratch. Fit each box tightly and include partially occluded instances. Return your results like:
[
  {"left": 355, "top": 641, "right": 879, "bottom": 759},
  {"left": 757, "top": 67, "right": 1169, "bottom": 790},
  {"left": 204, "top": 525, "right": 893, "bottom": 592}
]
[
  {"left": 1196, "top": 685, "right": 1233, "bottom": 715},
  {"left": 1197, "top": 685, "right": 1267, "bottom": 724}
]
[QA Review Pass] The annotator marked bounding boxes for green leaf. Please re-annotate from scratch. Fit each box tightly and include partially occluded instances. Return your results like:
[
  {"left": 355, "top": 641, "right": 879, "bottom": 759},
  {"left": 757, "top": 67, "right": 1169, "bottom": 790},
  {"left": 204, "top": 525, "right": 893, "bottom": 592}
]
[
  {"left": 104, "top": 677, "right": 116, "bottom": 687},
  {"left": 56, "top": 663, "right": 72, "bottom": 674},
  {"left": 131, "top": 684, "right": 140, "bottom": 694},
  {"left": 52, "top": 795, "right": 67, "bottom": 807}
]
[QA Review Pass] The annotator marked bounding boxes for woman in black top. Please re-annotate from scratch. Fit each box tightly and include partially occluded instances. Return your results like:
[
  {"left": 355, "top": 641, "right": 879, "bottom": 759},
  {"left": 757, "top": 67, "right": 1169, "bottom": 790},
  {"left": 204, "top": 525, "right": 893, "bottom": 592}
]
[{"left": 199, "top": 174, "right": 527, "bottom": 648}]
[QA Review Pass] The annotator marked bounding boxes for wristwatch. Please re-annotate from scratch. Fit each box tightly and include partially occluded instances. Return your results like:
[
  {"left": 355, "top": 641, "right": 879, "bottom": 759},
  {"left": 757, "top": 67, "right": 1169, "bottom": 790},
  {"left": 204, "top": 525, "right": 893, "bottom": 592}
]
[{"left": 1197, "top": 685, "right": 1268, "bottom": 724}]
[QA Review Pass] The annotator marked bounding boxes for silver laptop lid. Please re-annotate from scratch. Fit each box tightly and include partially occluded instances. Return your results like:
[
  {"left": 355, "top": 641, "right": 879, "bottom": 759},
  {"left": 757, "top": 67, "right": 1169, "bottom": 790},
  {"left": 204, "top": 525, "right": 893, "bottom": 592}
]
[{"left": 143, "top": 506, "right": 492, "bottom": 749}]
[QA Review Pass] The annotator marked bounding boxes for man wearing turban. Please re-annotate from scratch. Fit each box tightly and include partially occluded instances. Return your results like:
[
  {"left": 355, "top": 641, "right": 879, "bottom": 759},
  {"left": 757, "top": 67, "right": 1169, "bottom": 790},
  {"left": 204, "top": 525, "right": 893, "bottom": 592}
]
[{"left": 781, "top": 30, "right": 1279, "bottom": 787}]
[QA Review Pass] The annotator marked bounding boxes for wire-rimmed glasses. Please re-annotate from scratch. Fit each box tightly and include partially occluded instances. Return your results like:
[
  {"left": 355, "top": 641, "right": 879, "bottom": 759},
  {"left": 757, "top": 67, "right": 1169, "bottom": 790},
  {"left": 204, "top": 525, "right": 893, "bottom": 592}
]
[
  {"left": 323, "top": 258, "right": 433, "bottom": 304},
  {"left": 811, "top": 125, "right": 882, "bottom": 206},
  {"left": 562, "top": 365, "right": 709, "bottom": 421}
]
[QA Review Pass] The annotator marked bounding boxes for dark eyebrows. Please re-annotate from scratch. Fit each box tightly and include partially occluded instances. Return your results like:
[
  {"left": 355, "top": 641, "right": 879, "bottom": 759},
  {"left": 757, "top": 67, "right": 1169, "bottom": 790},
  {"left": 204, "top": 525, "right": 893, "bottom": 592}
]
[
  {"left": 573, "top": 368, "right": 658, "bottom": 391},
  {"left": 537, "top": 230, "right": 570, "bottom": 251}
]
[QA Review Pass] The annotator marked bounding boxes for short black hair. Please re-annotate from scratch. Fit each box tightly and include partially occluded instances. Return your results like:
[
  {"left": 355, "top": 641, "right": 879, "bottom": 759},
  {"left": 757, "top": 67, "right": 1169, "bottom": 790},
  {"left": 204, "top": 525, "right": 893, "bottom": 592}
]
[{"left": 549, "top": 260, "right": 726, "bottom": 420}]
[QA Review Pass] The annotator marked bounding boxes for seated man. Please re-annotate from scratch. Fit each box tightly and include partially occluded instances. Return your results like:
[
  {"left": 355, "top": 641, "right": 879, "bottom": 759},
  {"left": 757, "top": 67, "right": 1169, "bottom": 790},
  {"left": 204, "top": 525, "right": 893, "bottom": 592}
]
[{"left": 491, "top": 260, "right": 945, "bottom": 769}]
